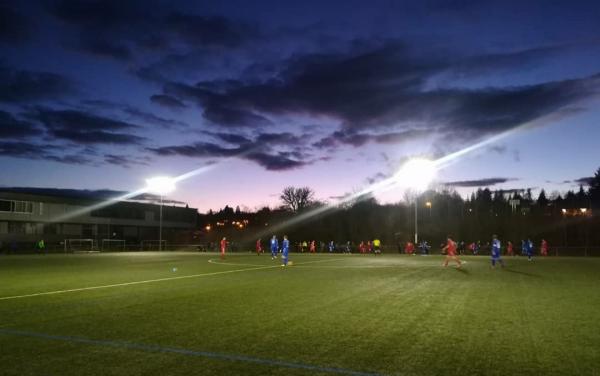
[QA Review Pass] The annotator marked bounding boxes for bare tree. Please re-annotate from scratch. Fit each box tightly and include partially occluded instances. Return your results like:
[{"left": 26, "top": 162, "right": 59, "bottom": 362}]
[{"left": 280, "top": 186, "right": 315, "bottom": 212}]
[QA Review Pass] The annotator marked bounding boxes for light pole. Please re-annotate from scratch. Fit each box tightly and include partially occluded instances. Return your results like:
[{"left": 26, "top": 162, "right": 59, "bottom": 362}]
[
  {"left": 146, "top": 177, "right": 176, "bottom": 251},
  {"left": 395, "top": 158, "right": 436, "bottom": 245},
  {"left": 426, "top": 201, "right": 432, "bottom": 218}
]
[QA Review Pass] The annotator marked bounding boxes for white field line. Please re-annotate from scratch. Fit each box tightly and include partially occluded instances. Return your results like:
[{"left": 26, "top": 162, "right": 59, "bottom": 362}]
[{"left": 0, "top": 258, "right": 339, "bottom": 302}]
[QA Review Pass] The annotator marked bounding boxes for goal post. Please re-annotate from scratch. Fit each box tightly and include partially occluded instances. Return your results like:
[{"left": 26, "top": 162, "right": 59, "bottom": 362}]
[
  {"left": 64, "top": 238, "right": 95, "bottom": 253},
  {"left": 101, "top": 239, "right": 126, "bottom": 252},
  {"left": 140, "top": 240, "right": 167, "bottom": 251}
]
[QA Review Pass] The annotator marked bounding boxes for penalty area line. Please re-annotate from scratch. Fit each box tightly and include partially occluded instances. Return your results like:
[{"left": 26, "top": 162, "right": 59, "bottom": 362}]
[{"left": 0, "top": 328, "right": 383, "bottom": 376}]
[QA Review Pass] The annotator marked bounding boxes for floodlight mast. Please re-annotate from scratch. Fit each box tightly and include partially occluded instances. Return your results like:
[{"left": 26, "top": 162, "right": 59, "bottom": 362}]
[
  {"left": 395, "top": 158, "right": 436, "bottom": 245},
  {"left": 146, "top": 177, "right": 176, "bottom": 252}
]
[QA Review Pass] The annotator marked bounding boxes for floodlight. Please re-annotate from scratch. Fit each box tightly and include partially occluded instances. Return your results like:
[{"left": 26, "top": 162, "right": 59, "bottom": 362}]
[
  {"left": 395, "top": 158, "right": 436, "bottom": 192},
  {"left": 146, "top": 176, "right": 176, "bottom": 195}
]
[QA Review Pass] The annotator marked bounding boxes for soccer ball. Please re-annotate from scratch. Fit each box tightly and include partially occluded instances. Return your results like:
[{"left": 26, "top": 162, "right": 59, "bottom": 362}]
[
  {"left": 288, "top": 261, "right": 294, "bottom": 266},
  {"left": 172, "top": 267, "right": 178, "bottom": 272}
]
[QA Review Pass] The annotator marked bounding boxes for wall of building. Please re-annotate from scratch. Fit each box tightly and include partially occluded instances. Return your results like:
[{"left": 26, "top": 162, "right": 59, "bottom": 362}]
[{"left": 0, "top": 192, "right": 198, "bottom": 252}]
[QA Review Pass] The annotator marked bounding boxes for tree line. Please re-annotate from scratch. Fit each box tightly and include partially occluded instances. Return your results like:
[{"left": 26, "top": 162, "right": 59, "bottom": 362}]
[{"left": 199, "top": 168, "right": 600, "bottom": 250}]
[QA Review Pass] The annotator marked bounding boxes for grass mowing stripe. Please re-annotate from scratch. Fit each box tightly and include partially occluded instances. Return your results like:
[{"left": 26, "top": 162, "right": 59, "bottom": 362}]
[
  {"left": 0, "top": 258, "right": 341, "bottom": 301},
  {"left": 0, "top": 328, "right": 383, "bottom": 376}
]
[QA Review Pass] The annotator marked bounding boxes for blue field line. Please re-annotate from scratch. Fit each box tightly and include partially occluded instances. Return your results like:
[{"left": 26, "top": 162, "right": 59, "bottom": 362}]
[{"left": 0, "top": 328, "right": 384, "bottom": 376}]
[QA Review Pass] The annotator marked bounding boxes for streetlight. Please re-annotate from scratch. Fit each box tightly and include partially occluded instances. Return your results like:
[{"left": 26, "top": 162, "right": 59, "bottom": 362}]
[
  {"left": 395, "top": 158, "right": 436, "bottom": 244},
  {"left": 426, "top": 201, "right": 432, "bottom": 218},
  {"left": 146, "top": 176, "right": 176, "bottom": 251}
]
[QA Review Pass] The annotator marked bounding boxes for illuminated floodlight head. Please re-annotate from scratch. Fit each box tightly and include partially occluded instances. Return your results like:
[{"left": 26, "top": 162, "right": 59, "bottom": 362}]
[
  {"left": 395, "top": 158, "right": 436, "bottom": 192},
  {"left": 146, "top": 176, "right": 176, "bottom": 195}
]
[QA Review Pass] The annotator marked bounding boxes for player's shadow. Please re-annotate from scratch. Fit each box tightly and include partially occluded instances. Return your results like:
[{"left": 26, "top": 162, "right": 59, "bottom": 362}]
[
  {"left": 503, "top": 268, "right": 541, "bottom": 278},
  {"left": 455, "top": 267, "right": 470, "bottom": 275}
]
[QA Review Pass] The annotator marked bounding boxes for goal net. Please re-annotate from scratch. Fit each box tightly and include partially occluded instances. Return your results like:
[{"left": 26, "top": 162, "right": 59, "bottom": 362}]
[
  {"left": 140, "top": 240, "right": 167, "bottom": 251},
  {"left": 101, "top": 239, "right": 126, "bottom": 252},
  {"left": 64, "top": 239, "right": 95, "bottom": 253}
]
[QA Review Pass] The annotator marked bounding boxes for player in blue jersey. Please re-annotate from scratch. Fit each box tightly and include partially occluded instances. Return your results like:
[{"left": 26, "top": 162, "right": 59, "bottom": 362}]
[
  {"left": 491, "top": 234, "right": 505, "bottom": 268},
  {"left": 281, "top": 235, "right": 290, "bottom": 266},
  {"left": 328, "top": 240, "right": 335, "bottom": 253},
  {"left": 270, "top": 235, "right": 279, "bottom": 260},
  {"left": 525, "top": 238, "right": 534, "bottom": 261}
]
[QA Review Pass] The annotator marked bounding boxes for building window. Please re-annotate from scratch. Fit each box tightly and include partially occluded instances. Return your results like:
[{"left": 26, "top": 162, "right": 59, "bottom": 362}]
[
  {"left": 0, "top": 200, "right": 11, "bottom": 212},
  {"left": 13, "top": 201, "right": 33, "bottom": 213}
]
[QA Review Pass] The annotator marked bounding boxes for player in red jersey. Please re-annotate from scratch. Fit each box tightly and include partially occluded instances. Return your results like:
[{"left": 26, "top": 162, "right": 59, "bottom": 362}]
[
  {"left": 541, "top": 239, "right": 548, "bottom": 256},
  {"left": 220, "top": 237, "right": 227, "bottom": 259},
  {"left": 309, "top": 240, "right": 316, "bottom": 253},
  {"left": 507, "top": 241, "right": 514, "bottom": 256},
  {"left": 367, "top": 241, "right": 372, "bottom": 253},
  {"left": 442, "top": 236, "right": 462, "bottom": 268},
  {"left": 358, "top": 241, "right": 365, "bottom": 254},
  {"left": 256, "top": 238, "right": 262, "bottom": 255},
  {"left": 405, "top": 241, "right": 415, "bottom": 255}
]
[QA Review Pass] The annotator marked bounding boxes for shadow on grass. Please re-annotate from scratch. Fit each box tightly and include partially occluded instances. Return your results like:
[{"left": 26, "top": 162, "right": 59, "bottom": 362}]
[
  {"left": 503, "top": 268, "right": 541, "bottom": 278},
  {"left": 455, "top": 267, "right": 470, "bottom": 275}
]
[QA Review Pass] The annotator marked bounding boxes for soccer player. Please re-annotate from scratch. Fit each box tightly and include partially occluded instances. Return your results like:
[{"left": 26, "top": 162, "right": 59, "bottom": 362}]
[
  {"left": 328, "top": 240, "right": 335, "bottom": 253},
  {"left": 405, "top": 241, "right": 415, "bottom": 255},
  {"left": 301, "top": 240, "right": 308, "bottom": 253},
  {"left": 270, "top": 235, "right": 279, "bottom": 259},
  {"left": 309, "top": 240, "right": 316, "bottom": 253},
  {"left": 373, "top": 238, "right": 381, "bottom": 255},
  {"left": 541, "top": 239, "right": 548, "bottom": 256},
  {"left": 442, "top": 236, "right": 462, "bottom": 268},
  {"left": 358, "top": 241, "right": 365, "bottom": 254},
  {"left": 491, "top": 235, "right": 505, "bottom": 268},
  {"left": 282, "top": 235, "right": 290, "bottom": 266},
  {"left": 367, "top": 240, "right": 372, "bottom": 253},
  {"left": 220, "top": 237, "right": 227, "bottom": 260},
  {"left": 507, "top": 241, "right": 514, "bottom": 256},
  {"left": 419, "top": 240, "right": 430, "bottom": 255},
  {"left": 345, "top": 241, "right": 351, "bottom": 254},
  {"left": 525, "top": 238, "right": 534, "bottom": 261},
  {"left": 473, "top": 241, "right": 480, "bottom": 255},
  {"left": 256, "top": 238, "right": 262, "bottom": 255}
]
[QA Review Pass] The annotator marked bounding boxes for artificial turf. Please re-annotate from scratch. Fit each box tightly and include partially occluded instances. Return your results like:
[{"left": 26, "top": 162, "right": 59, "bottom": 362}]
[{"left": 1, "top": 252, "right": 599, "bottom": 375}]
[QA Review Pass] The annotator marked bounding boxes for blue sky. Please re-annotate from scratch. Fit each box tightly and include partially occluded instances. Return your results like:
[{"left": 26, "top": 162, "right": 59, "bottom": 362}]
[{"left": 1, "top": 0, "right": 599, "bottom": 211}]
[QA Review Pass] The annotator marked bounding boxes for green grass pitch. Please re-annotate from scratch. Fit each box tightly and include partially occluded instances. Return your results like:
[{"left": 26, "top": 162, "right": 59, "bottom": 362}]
[{"left": 1, "top": 252, "right": 599, "bottom": 375}]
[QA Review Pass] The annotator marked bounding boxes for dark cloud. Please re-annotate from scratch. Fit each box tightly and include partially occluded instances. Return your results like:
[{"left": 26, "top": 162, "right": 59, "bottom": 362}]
[
  {"left": 0, "top": 111, "right": 40, "bottom": 138},
  {"left": 163, "top": 43, "right": 600, "bottom": 138},
  {"left": 32, "top": 108, "right": 145, "bottom": 145},
  {"left": 82, "top": 99, "right": 187, "bottom": 128},
  {"left": 0, "top": 140, "right": 91, "bottom": 165},
  {"left": 207, "top": 132, "right": 252, "bottom": 145},
  {"left": 150, "top": 94, "right": 187, "bottom": 110},
  {"left": 0, "top": 4, "right": 30, "bottom": 44},
  {"left": 366, "top": 172, "right": 387, "bottom": 185},
  {"left": 573, "top": 177, "right": 593, "bottom": 186},
  {"left": 0, "top": 66, "right": 73, "bottom": 103},
  {"left": 164, "top": 13, "right": 254, "bottom": 48},
  {"left": 104, "top": 154, "right": 150, "bottom": 168},
  {"left": 245, "top": 151, "right": 309, "bottom": 171},
  {"left": 0, "top": 141, "right": 41, "bottom": 158},
  {"left": 77, "top": 37, "right": 133, "bottom": 61},
  {"left": 203, "top": 104, "right": 272, "bottom": 128},
  {"left": 147, "top": 132, "right": 311, "bottom": 170},
  {"left": 148, "top": 141, "right": 244, "bottom": 159},
  {"left": 314, "top": 129, "right": 427, "bottom": 148},
  {"left": 444, "top": 177, "right": 517, "bottom": 187},
  {"left": 49, "top": 0, "right": 255, "bottom": 61}
]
